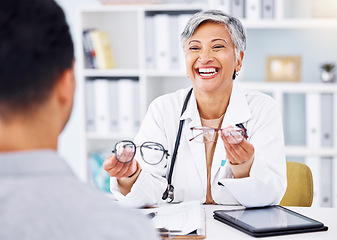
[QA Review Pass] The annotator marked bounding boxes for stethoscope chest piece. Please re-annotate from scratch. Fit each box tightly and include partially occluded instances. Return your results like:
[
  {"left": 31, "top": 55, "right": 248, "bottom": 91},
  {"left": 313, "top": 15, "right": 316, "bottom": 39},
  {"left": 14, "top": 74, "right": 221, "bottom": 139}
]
[{"left": 162, "top": 184, "right": 174, "bottom": 203}]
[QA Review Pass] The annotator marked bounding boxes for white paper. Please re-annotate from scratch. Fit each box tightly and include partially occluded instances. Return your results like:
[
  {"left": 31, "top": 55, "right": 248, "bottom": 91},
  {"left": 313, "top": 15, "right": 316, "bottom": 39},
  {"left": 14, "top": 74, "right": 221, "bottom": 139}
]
[{"left": 142, "top": 201, "right": 205, "bottom": 236}]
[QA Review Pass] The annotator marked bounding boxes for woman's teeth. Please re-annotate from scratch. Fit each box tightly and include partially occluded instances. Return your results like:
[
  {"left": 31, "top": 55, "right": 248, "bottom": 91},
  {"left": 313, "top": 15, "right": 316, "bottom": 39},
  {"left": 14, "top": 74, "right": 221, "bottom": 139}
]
[{"left": 198, "top": 68, "right": 218, "bottom": 76}]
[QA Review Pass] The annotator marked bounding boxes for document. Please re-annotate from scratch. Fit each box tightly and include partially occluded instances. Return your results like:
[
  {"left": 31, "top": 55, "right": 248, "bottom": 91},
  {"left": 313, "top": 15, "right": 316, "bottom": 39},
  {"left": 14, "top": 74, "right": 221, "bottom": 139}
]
[{"left": 142, "top": 201, "right": 206, "bottom": 239}]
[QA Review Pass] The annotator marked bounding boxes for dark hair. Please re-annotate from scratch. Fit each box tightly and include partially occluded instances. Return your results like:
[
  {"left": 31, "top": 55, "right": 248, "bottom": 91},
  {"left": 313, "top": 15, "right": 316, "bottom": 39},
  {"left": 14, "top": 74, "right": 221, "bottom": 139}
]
[{"left": 0, "top": 0, "right": 74, "bottom": 117}]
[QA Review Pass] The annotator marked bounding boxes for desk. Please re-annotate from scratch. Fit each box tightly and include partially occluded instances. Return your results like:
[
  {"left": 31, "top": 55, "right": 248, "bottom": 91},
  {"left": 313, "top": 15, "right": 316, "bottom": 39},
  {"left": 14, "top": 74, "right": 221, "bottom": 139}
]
[{"left": 205, "top": 205, "right": 336, "bottom": 240}]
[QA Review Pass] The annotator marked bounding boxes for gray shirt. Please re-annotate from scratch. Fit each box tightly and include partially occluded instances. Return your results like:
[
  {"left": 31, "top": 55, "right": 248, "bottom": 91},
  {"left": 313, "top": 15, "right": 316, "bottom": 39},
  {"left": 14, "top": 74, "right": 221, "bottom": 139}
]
[{"left": 0, "top": 150, "right": 159, "bottom": 240}]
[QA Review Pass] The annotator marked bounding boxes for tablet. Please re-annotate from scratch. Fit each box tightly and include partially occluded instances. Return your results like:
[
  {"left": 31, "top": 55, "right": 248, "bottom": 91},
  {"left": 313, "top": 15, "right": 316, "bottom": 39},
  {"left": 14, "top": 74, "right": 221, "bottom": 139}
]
[{"left": 213, "top": 205, "right": 328, "bottom": 238}]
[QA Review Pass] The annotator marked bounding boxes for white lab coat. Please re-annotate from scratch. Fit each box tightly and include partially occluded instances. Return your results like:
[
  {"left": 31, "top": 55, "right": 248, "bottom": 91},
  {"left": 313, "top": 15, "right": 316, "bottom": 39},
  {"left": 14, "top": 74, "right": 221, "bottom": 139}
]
[{"left": 110, "top": 82, "right": 287, "bottom": 208}]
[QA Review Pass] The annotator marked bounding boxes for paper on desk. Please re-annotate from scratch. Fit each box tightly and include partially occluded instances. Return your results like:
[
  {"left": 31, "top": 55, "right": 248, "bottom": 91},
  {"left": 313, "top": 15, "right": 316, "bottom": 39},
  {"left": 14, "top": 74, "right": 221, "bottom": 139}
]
[{"left": 142, "top": 201, "right": 205, "bottom": 236}]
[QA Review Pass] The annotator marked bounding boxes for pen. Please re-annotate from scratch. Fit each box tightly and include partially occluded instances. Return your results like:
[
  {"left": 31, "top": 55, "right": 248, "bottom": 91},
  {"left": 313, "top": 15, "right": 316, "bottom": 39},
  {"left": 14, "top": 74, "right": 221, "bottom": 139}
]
[{"left": 146, "top": 212, "right": 157, "bottom": 219}]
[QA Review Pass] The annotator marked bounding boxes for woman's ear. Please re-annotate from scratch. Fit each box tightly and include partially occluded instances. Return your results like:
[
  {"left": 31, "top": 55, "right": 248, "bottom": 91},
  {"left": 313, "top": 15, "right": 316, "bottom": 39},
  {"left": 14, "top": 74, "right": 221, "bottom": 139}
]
[
  {"left": 233, "top": 52, "right": 244, "bottom": 80},
  {"left": 236, "top": 51, "right": 244, "bottom": 71}
]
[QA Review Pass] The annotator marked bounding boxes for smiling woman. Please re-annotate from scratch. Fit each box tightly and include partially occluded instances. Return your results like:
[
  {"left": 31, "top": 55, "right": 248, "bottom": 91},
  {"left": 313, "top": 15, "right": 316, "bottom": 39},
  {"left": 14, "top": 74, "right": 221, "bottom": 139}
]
[
  {"left": 103, "top": 10, "right": 287, "bottom": 209},
  {"left": 184, "top": 22, "right": 242, "bottom": 110}
]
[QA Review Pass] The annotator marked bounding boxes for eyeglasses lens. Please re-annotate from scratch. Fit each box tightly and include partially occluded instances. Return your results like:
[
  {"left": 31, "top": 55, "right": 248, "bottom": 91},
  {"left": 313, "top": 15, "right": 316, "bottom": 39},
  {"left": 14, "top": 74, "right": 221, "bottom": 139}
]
[
  {"left": 115, "top": 142, "right": 135, "bottom": 163},
  {"left": 141, "top": 142, "right": 164, "bottom": 165},
  {"left": 223, "top": 128, "right": 244, "bottom": 144},
  {"left": 192, "top": 128, "right": 215, "bottom": 143}
]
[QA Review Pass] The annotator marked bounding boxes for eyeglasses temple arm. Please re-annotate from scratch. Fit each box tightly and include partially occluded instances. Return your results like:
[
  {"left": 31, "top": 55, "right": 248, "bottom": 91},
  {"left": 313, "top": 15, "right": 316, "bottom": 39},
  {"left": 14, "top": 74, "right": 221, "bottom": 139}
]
[{"left": 189, "top": 132, "right": 204, "bottom": 141}]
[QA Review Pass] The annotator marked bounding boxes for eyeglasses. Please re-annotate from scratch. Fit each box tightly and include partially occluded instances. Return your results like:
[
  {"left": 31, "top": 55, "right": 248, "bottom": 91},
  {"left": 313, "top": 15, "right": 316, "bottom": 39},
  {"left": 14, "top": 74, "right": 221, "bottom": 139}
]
[
  {"left": 189, "top": 126, "right": 248, "bottom": 144},
  {"left": 112, "top": 140, "right": 170, "bottom": 165}
]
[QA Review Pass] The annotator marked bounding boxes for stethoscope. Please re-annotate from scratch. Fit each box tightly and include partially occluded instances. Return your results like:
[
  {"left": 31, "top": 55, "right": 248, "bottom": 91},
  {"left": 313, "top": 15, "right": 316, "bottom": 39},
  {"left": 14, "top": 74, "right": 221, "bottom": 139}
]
[
  {"left": 161, "top": 87, "right": 247, "bottom": 203},
  {"left": 162, "top": 88, "right": 193, "bottom": 203}
]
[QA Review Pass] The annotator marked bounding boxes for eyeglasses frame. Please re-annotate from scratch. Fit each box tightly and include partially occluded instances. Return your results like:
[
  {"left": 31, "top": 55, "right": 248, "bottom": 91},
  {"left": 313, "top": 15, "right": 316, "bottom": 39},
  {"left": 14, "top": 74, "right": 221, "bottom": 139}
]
[
  {"left": 112, "top": 140, "right": 170, "bottom": 165},
  {"left": 189, "top": 126, "right": 248, "bottom": 143}
]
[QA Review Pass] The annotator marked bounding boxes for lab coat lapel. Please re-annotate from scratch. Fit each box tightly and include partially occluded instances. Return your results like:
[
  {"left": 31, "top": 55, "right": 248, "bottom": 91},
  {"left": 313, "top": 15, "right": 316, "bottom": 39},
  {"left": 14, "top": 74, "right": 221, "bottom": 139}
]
[
  {"left": 181, "top": 91, "right": 207, "bottom": 193},
  {"left": 226, "top": 82, "right": 252, "bottom": 125}
]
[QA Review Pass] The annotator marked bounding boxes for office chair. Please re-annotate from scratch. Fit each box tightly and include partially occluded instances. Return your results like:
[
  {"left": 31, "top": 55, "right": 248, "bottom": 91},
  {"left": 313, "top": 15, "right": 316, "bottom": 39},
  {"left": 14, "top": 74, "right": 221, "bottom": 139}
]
[{"left": 280, "top": 161, "right": 313, "bottom": 207}]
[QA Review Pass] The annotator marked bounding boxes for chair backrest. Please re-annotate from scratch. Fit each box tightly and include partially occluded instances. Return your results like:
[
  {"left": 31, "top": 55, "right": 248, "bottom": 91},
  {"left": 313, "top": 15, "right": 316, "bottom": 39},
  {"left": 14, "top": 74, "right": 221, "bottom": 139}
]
[{"left": 280, "top": 161, "right": 313, "bottom": 207}]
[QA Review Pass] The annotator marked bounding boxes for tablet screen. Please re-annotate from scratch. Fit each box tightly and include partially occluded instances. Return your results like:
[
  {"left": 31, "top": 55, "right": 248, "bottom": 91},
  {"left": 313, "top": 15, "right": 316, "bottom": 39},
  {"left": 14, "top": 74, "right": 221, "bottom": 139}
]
[{"left": 214, "top": 206, "right": 323, "bottom": 232}]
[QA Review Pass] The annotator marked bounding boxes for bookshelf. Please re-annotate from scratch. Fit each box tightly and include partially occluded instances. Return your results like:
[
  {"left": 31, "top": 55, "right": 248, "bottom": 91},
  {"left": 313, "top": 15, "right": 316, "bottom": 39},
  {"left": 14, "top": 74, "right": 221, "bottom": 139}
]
[{"left": 77, "top": 0, "right": 337, "bottom": 207}]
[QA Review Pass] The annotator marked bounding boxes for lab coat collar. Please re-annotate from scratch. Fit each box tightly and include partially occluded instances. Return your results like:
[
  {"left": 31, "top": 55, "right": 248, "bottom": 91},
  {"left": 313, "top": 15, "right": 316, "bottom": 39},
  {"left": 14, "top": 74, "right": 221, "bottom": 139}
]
[
  {"left": 180, "top": 88, "right": 198, "bottom": 121},
  {"left": 223, "top": 82, "right": 252, "bottom": 126},
  {"left": 180, "top": 83, "right": 252, "bottom": 126}
]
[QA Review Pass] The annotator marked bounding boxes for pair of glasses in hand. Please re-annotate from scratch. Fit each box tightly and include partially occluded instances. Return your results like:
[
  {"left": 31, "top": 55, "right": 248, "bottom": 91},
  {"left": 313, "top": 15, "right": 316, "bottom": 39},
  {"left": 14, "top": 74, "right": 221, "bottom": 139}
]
[
  {"left": 112, "top": 140, "right": 170, "bottom": 165},
  {"left": 189, "top": 126, "right": 248, "bottom": 144}
]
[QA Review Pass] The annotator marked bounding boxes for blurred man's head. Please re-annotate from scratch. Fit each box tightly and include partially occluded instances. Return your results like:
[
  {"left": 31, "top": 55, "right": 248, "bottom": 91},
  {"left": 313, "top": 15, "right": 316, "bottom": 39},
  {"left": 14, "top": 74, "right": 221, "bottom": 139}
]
[
  {"left": 0, "top": 0, "right": 75, "bottom": 150},
  {"left": 0, "top": 0, "right": 74, "bottom": 121}
]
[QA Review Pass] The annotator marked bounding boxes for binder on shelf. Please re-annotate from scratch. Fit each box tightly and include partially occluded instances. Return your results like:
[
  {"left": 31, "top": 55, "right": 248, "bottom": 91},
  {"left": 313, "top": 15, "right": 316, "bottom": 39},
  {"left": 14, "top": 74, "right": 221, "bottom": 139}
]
[
  {"left": 108, "top": 80, "right": 119, "bottom": 133},
  {"left": 132, "top": 80, "right": 141, "bottom": 133},
  {"left": 262, "top": 0, "right": 275, "bottom": 19},
  {"left": 217, "top": 0, "right": 231, "bottom": 14},
  {"left": 85, "top": 80, "right": 96, "bottom": 132},
  {"left": 145, "top": 15, "right": 155, "bottom": 69},
  {"left": 154, "top": 14, "right": 171, "bottom": 70},
  {"left": 82, "top": 30, "right": 96, "bottom": 69},
  {"left": 169, "top": 14, "right": 180, "bottom": 70},
  {"left": 231, "top": 0, "right": 245, "bottom": 19},
  {"left": 93, "top": 79, "right": 110, "bottom": 134},
  {"left": 321, "top": 93, "right": 333, "bottom": 147},
  {"left": 320, "top": 93, "right": 333, "bottom": 207},
  {"left": 246, "top": 0, "right": 261, "bottom": 20},
  {"left": 90, "top": 30, "right": 115, "bottom": 69},
  {"left": 117, "top": 79, "right": 135, "bottom": 134},
  {"left": 305, "top": 93, "right": 322, "bottom": 207},
  {"left": 320, "top": 157, "right": 332, "bottom": 207},
  {"left": 306, "top": 93, "right": 321, "bottom": 147}
]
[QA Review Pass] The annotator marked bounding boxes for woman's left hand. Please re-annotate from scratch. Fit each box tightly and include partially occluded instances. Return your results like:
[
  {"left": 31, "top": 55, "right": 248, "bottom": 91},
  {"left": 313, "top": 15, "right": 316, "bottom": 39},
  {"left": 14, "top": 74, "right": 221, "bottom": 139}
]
[{"left": 220, "top": 128, "right": 254, "bottom": 165}]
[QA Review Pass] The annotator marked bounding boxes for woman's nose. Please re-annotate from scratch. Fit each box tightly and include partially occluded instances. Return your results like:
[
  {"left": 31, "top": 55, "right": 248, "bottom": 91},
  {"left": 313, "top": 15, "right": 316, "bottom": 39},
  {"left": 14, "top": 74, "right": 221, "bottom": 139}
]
[{"left": 198, "top": 50, "right": 214, "bottom": 64}]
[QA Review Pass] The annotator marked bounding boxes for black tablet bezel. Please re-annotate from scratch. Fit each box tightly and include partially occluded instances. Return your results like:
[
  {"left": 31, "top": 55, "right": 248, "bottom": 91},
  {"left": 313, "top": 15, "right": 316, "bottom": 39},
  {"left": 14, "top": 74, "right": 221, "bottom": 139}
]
[{"left": 213, "top": 205, "right": 324, "bottom": 234}]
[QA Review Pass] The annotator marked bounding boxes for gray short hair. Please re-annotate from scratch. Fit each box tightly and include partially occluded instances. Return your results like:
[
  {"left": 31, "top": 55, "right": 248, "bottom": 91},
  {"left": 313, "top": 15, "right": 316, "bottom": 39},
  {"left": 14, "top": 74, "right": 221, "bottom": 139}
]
[{"left": 181, "top": 10, "right": 246, "bottom": 60}]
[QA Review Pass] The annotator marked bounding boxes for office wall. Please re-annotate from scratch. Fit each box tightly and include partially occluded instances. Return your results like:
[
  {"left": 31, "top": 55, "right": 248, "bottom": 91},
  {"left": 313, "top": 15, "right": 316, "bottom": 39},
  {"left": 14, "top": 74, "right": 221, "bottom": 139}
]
[{"left": 243, "top": 29, "right": 337, "bottom": 83}]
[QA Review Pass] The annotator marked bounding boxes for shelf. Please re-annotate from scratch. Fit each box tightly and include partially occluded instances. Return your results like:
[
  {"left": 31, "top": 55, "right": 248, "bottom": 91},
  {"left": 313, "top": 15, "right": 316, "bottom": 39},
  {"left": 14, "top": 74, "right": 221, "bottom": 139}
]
[
  {"left": 285, "top": 146, "right": 337, "bottom": 157},
  {"left": 239, "top": 82, "right": 337, "bottom": 93},
  {"left": 145, "top": 69, "right": 186, "bottom": 77},
  {"left": 243, "top": 18, "right": 337, "bottom": 29},
  {"left": 83, "top": 69, "right": 140, "bottom": 77},
  {"left": 81, "top": 4, "right": 204, "bottom": 12},
  {"left": 86, "top": 132, "right": 137, "bottom": 140}
]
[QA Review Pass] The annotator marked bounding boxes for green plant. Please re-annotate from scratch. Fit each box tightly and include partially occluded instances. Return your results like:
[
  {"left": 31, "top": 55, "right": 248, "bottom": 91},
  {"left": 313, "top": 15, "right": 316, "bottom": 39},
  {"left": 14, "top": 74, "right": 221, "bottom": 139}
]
[{"left": 321, "top": 63, "right": 336, "bottom": 72}]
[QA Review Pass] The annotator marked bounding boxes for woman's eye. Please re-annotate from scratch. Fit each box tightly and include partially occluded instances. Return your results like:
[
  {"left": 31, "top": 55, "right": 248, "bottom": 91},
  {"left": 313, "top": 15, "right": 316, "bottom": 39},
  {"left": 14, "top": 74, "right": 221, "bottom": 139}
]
[
  {"left": 213, "top": 45, "right": 225, "bottom": 49},
  {"left": 189, "top": 46, "right": 200, "bottom": 51}
]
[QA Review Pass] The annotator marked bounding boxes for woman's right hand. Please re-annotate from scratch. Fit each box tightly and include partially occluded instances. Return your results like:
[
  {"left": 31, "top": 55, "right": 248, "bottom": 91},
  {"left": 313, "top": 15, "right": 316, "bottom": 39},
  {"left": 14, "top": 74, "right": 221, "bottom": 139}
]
[{"left": 103, "top": 154, "right": 138, "bottom": 179}]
